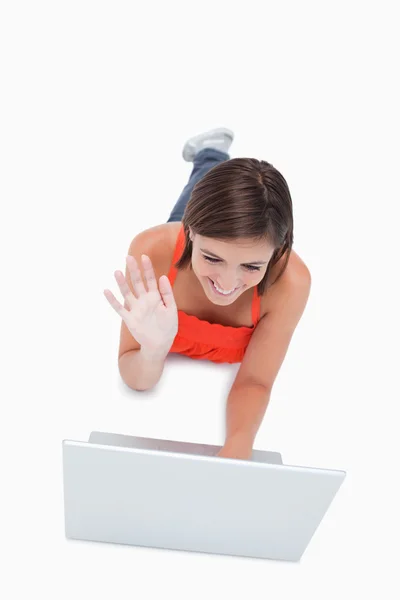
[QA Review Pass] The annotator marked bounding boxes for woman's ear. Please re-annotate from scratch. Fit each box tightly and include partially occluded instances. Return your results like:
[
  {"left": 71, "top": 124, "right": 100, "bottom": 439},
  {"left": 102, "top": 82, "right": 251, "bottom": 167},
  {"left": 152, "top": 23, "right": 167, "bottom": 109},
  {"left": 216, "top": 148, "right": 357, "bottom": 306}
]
[{"left": 188, "top": 226, "right": 194, "bottom": 242}]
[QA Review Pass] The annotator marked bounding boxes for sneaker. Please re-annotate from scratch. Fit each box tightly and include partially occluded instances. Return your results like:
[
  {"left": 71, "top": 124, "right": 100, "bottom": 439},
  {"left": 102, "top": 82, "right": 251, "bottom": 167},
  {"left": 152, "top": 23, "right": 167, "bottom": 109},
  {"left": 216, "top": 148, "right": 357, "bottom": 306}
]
[{"left": 182, "top": 127, "right": 234, "bottom": 162}]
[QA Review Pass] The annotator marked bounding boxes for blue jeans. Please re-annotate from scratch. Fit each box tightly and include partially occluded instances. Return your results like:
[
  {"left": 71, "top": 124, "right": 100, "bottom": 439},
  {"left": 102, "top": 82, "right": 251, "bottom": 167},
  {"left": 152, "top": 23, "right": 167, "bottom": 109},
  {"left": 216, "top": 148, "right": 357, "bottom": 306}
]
[{"left": 166, "top": 148, "right": 230, "bottom": 222}]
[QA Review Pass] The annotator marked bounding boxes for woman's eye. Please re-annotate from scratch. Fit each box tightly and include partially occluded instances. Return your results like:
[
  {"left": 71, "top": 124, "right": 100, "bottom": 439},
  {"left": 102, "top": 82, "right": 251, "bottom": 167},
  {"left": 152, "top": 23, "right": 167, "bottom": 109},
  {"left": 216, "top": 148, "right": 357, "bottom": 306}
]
[
  {"left": 203, "top": 255, "right": 261, "bottom": 272},
  {"left": 245, "top": 265, "right": 261, "bottom": 272}
]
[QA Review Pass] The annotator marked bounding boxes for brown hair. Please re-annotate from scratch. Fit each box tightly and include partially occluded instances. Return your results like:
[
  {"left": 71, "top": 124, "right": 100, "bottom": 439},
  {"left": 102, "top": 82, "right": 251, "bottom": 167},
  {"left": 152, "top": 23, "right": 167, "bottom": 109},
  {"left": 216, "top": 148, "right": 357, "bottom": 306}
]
[{"left": 174, "top": 157, "right": 294, "bottom": 296}]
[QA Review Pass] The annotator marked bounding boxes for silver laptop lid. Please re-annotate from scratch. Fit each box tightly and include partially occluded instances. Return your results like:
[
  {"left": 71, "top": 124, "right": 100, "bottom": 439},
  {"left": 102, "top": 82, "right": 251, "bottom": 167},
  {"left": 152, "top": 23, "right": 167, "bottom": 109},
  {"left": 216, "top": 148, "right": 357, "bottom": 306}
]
[
  {"left": 62, "top": 432, "right": 346, "bottom": 562},
  {"left": 88, "top": 431, "right": 284, "bottom": 464}
]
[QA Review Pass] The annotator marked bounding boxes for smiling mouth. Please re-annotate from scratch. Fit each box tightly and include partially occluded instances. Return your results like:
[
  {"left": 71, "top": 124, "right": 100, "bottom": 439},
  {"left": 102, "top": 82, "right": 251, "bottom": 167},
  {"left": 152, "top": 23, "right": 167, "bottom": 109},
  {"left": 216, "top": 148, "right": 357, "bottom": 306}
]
[{"left": 208, "top": 277, "right": 241, "bottom": 297}]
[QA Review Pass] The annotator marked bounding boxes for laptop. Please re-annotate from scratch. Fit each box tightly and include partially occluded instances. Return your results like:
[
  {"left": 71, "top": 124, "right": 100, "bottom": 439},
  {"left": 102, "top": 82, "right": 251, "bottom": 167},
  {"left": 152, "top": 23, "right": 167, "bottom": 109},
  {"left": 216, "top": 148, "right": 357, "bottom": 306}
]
[{"left": 62, "top": 431, "right": 346, "bottom": 562}]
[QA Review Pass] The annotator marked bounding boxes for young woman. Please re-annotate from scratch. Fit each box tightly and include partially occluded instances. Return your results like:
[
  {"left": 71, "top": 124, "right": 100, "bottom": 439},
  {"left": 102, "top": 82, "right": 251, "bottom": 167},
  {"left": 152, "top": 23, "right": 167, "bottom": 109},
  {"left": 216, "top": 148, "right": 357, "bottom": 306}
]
[{"left": 104, "top": 127, "right": 312, "bottom": 459}]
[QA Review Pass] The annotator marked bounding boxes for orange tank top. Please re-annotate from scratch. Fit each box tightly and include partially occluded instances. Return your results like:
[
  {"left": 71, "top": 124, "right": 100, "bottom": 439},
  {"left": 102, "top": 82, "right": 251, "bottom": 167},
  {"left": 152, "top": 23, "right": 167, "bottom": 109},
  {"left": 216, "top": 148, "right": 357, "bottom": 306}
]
[{"left": 167, "top": 224, "right": 261, "bottom": 364}]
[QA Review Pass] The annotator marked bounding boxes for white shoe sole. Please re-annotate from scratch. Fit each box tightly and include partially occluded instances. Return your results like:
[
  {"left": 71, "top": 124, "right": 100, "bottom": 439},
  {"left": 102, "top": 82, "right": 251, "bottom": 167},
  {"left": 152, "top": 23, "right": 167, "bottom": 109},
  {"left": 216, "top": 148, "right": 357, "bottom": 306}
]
[{"left": 182, "top": 127, "right": 234, "bottom": 162}]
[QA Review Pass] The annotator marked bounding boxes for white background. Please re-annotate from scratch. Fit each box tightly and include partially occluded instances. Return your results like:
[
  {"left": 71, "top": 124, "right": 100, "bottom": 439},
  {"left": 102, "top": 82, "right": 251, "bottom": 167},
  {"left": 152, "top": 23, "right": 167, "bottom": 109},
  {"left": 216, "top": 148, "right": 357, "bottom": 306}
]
[{"left": 1, "top": 1, "right": 399, "bottom": 598}]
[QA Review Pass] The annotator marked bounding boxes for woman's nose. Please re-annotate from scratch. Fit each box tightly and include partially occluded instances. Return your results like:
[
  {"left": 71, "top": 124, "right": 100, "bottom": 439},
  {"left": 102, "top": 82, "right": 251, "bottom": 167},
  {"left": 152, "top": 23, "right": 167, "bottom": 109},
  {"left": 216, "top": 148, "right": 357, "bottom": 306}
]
[{"left": 218, "top": 274, "right": 239, "bottom": 290}]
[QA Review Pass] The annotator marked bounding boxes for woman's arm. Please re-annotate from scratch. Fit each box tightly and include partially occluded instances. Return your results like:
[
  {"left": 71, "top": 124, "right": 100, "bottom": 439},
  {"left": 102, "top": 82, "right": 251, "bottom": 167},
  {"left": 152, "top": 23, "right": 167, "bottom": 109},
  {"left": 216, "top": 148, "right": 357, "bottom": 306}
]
[
  {"left": 118, "top": 346, "right": 170, "bottom": 391},
  {"left": 218, "top": 265, "right": 312, "bottom": 458},
  {"left": 217, "top": 383, "right": 271, "bottom": 459}
]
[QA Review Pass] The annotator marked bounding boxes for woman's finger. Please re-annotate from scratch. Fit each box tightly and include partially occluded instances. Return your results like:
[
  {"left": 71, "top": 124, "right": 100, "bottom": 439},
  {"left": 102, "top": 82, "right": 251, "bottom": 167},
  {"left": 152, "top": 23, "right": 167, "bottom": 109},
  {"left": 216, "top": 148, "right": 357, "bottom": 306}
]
[
  {"left": 140, "top": 254, "right": 158, "bottom": 293},
  {"left": 103, "top": 288, "right": 129, "bottom": 319},
  {"left": 114, "top": 270, "right": 137, "bottom": 307},
  {"left": 158, "top": 275, "right": 176, "bottom": 310},
  {"left": 126, "top": 255, "right": 147, "bottom": 297}
]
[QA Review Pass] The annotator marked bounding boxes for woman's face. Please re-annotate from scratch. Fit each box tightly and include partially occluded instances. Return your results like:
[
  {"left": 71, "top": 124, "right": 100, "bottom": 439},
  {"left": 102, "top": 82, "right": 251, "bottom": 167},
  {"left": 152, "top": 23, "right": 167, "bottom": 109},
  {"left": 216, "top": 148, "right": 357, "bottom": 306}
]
[{"left": 189, "top": 227, "right": 275, "bottom": 305}]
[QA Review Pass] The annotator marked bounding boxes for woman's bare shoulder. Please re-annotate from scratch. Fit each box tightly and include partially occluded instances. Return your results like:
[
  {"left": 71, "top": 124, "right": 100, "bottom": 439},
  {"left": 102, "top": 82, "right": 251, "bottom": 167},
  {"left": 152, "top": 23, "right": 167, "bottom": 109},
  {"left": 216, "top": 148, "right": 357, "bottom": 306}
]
[
  {"left": 128, "top": 223, "right": 172, "bottom": 249},
  {"left": 127, "top": 222, "right": 180, "bottom": 271},
  {"left": 263, "top": 249, "right": 311, "bottom": 312}
]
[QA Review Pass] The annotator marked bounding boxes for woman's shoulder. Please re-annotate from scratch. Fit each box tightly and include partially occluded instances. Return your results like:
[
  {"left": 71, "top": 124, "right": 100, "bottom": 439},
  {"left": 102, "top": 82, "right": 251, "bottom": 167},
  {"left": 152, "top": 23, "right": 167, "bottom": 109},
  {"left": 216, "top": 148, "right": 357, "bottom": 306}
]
[
  {"left": 141, "top": 222, "right": 181, "bottom": 249},
  {"left": 263, "top": 249, "right": 311, "bottom": 315},
  {"left": 128, "top": 222, "right": 181, "bottom": 276}
]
